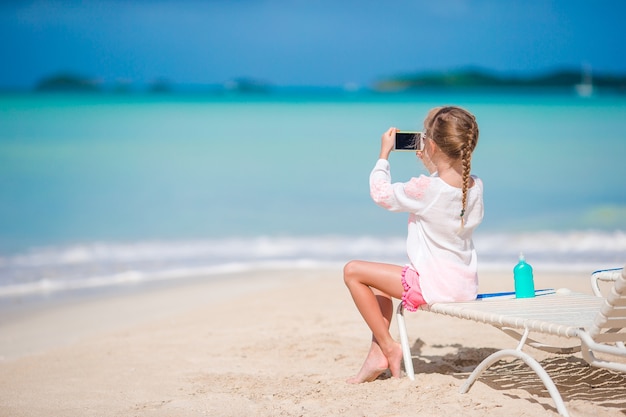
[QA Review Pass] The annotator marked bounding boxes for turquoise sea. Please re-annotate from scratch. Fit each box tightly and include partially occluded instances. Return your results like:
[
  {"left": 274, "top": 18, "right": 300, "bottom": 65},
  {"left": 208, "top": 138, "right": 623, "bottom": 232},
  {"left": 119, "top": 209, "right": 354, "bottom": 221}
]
[{"left": 1, "top": 90, "right": 625, "bottom": 302}]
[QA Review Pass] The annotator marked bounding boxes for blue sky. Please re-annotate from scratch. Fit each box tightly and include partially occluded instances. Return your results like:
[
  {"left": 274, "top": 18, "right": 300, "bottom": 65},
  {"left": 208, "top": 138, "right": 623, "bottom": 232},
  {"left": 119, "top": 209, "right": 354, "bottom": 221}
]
[{"left": 2, "top": 0, "right": 626, "bottom": 89}]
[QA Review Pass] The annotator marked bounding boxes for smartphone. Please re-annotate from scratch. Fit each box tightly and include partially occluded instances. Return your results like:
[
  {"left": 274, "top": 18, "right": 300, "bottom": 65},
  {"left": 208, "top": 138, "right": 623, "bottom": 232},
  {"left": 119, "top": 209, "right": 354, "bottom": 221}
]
[{"left": 394, "top": 131, "right": 423, "bottom": 152}]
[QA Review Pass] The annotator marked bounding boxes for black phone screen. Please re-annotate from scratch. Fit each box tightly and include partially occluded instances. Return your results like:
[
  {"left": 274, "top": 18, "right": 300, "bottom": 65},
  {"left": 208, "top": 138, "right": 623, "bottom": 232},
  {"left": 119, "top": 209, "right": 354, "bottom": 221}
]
[{"left": 395, "top": 132, "right": 418, "bottom": 151}]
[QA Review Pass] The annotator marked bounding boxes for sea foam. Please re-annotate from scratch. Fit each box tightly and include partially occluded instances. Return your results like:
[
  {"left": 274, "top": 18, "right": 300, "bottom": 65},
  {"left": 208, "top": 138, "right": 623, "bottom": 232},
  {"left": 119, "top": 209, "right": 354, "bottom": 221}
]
[{"left": 0, "top": 231, "right": 623, "bottom": 298}]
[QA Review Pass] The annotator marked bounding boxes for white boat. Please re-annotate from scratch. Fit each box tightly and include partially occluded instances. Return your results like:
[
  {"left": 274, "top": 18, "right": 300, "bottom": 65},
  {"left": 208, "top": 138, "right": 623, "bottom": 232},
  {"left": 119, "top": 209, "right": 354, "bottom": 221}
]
[{"left": 575, "top": 64, "right": 594, "bottom": 97}]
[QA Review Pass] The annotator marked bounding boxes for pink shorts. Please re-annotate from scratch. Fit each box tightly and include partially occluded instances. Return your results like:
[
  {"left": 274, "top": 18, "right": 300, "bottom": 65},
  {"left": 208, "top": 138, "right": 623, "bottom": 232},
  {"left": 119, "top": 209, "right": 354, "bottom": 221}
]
[{"left": 401, "top": 266, "right": 426, "bottom": 312}]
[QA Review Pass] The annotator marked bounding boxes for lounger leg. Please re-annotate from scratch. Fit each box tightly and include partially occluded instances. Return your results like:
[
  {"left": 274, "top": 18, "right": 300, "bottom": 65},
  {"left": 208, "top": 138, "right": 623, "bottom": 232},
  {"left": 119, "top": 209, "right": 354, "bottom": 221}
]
[
  {"left": 396, "top": 303, "right": 415, "bottom": 380},
  {"left": 460, "top": 348, "right": 570, "bottom": 417}
]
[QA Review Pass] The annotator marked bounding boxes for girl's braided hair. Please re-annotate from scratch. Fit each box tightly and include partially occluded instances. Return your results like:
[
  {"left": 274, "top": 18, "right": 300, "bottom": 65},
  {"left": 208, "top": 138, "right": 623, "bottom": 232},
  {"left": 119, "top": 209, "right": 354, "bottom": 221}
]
[{"left": 424, "top": 106, "right": 479, "bottom": 228}]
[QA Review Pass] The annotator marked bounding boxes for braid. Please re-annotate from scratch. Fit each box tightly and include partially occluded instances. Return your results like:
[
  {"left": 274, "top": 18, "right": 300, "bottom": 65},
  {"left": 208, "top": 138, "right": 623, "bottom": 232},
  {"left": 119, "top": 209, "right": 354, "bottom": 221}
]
[
  {"left": 460, "top": 115, "right": 479, "bottom": 229},
  {"left": 427, "top": 106, "right": 479, "bottom": 230},
  {"left": 460, "top": 145, "right": 472, "bottom": 228}
]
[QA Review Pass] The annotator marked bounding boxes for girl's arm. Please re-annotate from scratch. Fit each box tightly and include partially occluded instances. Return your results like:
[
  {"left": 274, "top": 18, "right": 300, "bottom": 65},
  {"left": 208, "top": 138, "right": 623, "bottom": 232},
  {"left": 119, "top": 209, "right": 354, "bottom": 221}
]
[
  {"left": 370, "top": 158, "right": 432, "bottom": 213},
  {"left": 379, "top": 127, "right": 396, "bottom": 160}
]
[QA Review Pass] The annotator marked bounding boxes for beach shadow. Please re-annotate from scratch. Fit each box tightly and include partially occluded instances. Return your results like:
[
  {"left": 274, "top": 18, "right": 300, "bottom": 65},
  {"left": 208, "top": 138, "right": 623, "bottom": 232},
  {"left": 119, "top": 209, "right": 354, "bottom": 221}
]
[{"left": 408, "top": 339, "right": 626, "bottom": 415}]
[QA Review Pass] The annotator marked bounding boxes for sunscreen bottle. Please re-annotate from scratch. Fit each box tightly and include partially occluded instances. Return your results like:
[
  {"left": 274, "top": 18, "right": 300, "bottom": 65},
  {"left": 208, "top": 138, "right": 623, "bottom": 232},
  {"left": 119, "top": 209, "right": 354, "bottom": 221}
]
[{"left": 514, "top": 253, "right": 535, "bottom": 298}]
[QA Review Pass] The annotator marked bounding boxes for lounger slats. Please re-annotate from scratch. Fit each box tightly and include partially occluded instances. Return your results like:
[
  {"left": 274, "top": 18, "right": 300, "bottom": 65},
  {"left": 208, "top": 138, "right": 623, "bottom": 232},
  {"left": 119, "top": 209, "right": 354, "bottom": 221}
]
[
  {"left": 593, "top": 331, "right": 626, "bottom": 343},
  {"left": 599, "top": 318, "right": 626, "bottom": 328},
  {"left": 425, "top": 294, "right": 604, "bottom": 338},
  {"left": 602, "top": 308, "right": 626, "bottom": 317},
  {"left": 605, "top": 287, "right": 626, "bottom": 305},
  {"left": 597, "top": 300, "right": 626, "bottom": 320},
  {"left": 607, "top": 298, "right": 626, "bottom": 307},
  {"left": 612, "top": 274, "right": 626, "bottom": 293}
]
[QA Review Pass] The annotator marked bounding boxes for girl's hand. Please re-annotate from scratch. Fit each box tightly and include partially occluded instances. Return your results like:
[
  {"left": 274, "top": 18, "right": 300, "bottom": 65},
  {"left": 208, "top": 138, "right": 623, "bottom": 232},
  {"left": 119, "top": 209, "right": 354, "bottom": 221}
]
[{"left": 379, "top": 127, "right": 396, "bottom": 160}]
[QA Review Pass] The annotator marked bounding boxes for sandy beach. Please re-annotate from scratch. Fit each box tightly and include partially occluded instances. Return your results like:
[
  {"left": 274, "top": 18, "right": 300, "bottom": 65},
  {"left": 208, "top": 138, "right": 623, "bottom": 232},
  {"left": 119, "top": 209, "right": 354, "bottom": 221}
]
[{"left": 1, "top": 266, "right": 625, "bottom": 417}]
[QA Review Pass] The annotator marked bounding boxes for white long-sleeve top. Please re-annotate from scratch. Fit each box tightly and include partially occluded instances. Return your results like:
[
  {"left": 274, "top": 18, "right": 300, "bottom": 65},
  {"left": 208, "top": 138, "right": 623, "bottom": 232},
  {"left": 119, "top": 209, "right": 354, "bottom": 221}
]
[{"left": 369, "top": 159, "right": 484, "bottom": 303}]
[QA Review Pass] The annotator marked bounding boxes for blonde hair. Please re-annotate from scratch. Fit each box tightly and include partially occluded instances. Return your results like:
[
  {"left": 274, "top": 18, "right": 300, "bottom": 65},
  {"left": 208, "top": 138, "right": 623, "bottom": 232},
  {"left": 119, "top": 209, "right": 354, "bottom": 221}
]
[{"left": 424, "top": 106, "right": 479, "bottom": 226}]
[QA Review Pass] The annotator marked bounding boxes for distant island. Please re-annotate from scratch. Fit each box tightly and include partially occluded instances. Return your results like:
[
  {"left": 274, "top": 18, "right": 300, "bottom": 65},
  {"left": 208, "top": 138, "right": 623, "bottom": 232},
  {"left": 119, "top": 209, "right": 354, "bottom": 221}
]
[
  {"left": 35, "top": 73, "right": 101, "bottom": 92},
  {"left": 373, "top": 68, "right": 626, "bottom": 93},
  {"left": 28, "top": 68, "right": 626, "bottom": 94},
  {"left": 32, "top": 72, "right": 271, "bottom": 94},
  {"left": 34, "top": 73, "right": 177, "bottom": 94}
]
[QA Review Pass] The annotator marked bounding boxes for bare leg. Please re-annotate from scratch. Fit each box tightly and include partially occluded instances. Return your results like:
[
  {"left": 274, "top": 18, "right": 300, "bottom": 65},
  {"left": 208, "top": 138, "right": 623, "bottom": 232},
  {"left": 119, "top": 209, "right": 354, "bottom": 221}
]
[
  {"left": 346, "top": 290, "right": 394, "bottom": 383},
  {"left": 343, "top": 260, "right": 405, "bottom": 383}
]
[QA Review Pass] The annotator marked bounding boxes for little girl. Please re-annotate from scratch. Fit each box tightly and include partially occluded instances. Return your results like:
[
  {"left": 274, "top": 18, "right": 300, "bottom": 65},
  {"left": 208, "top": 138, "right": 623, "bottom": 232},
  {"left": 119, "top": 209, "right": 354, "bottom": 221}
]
[{"left": 344, "top": 106, "right": 484, "bottom": 383}]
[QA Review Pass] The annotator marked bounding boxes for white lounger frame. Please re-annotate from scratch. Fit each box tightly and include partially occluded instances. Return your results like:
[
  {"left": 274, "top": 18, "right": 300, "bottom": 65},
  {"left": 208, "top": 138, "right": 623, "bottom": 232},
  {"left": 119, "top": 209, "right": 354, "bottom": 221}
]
[{"left": 396, "top": 266, "right": 626, "bottom": 417}]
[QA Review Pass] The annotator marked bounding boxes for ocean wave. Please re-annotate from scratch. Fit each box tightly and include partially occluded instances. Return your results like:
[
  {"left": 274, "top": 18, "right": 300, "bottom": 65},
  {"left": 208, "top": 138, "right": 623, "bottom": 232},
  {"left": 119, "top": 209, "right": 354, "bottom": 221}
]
[
  {"left": 0, "top": 260, "right": 336, "bottom": 298},
  {"left": 0, "top": 236, "right": 405, "bottom": 268},
  {"left": 0, "top": 231, "right": 623, "bottom": 298}
]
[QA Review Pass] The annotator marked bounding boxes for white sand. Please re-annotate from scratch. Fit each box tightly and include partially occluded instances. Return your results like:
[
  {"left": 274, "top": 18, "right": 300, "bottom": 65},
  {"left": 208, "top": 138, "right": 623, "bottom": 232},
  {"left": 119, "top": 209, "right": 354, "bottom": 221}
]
[{"left": 0, "top": 267, "right": 624, "bottom": 417}]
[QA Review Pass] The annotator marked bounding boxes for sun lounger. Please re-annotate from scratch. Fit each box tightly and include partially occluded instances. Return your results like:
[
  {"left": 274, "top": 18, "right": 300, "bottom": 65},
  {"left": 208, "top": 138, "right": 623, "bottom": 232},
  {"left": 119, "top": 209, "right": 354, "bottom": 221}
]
[{"left": 396, "top": 266, "right": 626, "bottom": 417}]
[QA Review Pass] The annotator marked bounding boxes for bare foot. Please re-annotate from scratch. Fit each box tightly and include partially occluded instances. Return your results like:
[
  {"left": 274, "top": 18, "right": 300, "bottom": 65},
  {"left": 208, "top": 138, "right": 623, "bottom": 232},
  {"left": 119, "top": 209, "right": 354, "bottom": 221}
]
[
  {"left": 346, "top": 342, "right": 389, "bottom": 384},
  {"left": 386, "top": 342, "right": 404, "bottom": 378}
]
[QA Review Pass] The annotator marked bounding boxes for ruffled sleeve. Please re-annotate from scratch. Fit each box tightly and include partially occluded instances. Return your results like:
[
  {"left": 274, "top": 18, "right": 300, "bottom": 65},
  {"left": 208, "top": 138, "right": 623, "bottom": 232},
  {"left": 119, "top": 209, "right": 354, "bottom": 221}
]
[{"left": 369, "top": 159, "right": 431, "bottom": 213}]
